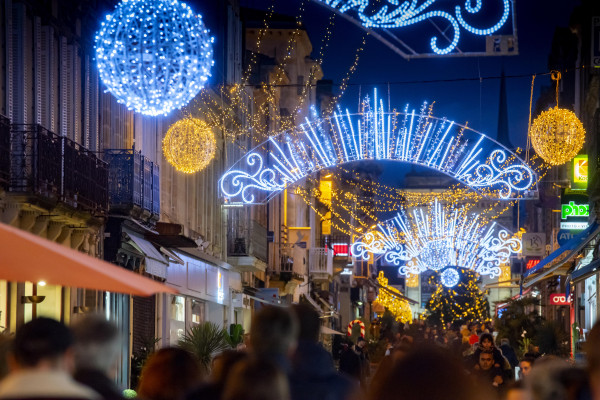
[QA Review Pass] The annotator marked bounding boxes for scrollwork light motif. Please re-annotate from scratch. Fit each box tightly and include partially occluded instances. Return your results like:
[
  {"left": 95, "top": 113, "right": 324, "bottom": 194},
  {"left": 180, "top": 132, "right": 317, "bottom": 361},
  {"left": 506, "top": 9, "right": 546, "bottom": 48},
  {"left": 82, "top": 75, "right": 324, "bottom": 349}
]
[
  {"left": 219, "top": 90, "right": 536, "bottom": 204},
  {"left": 351, "top": 199, "right": 521, "bottom": 284},
  {"left": 317, "top": 0, "right": 511, "bottom": 55}
]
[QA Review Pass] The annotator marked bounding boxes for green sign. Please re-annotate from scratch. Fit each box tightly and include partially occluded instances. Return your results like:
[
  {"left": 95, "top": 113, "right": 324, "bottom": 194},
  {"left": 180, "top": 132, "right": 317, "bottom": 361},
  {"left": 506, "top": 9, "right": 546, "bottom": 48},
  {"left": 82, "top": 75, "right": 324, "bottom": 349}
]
[
  {"left": 573, "top": 155, "right": 588, "bottom": 190},
  {"left": 561, "top": 201, "right": 589, "bottom": 219}
]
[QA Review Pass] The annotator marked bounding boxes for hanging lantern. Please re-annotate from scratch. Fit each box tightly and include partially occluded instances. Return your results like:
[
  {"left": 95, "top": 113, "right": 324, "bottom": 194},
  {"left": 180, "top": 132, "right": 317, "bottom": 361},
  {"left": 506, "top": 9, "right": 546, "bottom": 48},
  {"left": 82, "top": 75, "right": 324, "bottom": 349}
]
[
  {"left": 530, "top": 107, "right": 585, "bottom": 166},
  {"left": 95, "top": 0, "right": 214, "bottom": 116},
  {"left": 163, "top": 118, "right": 216, "bottom": 174}
]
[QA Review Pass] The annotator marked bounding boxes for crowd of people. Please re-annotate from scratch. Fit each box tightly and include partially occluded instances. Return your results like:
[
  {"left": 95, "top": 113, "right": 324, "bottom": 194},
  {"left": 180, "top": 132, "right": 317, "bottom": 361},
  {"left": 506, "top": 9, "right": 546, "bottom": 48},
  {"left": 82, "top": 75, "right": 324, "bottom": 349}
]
[{"left": 0, "top": 307, "right": 598, "bottom": 400}]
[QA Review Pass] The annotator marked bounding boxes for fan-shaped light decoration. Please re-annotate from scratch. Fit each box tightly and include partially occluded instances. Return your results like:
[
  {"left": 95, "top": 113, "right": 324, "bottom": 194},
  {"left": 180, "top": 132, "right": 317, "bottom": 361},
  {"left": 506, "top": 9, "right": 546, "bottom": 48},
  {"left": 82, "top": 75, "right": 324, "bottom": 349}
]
[
  {"left": 530, "top": 107, "right": 585, "bottom": 166},
  {"left": 95, "top": 0, "right": 214, "bottom": 116},
  {"left": 163, "top": 118, "right": 216, "bottom": 173},
  {"left": 352, "top": 199, "right": 522, "bottom": 280}
]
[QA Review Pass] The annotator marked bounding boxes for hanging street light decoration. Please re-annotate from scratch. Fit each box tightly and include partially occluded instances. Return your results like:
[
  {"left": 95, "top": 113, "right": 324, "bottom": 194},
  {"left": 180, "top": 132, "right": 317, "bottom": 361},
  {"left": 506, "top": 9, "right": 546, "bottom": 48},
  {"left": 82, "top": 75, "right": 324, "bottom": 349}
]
[
  {"left": 220, "top": 90, "right": 537, "bottom": 204},
  {"left": 95, "top": 0, "right": 214, "bottom": 116},
  {"left": 163, "top": 118, "right": 216, "bottom": 174},
  {"left": 351, "top": 199, "right": 521, "bottom": 285},
  {"left": 375, "top": 271, "right": 413, "bottom": 323},
  {"left": 314, "top": 0, "right": 513, "bottom": 56},
  {"left": 530, "top": 107, "right": 585, "bottom": 166}
]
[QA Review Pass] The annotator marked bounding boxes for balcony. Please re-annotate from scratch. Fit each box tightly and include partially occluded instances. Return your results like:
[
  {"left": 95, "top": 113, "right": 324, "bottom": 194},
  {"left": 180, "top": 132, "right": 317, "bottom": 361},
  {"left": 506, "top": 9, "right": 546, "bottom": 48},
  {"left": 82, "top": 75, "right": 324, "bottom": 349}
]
[
  {"left": 9, "top": 124, "right": 108, "bottom": 214},
  {"left": 104, "top": 149, "right": 159, "bottom": 218},
  {"left": 228, "top": 220, "right": 268, "bottom": 260},
  {"left": 0, "top": 115, "right": 10, "bottom": 188},
  {"left": 309, "top": 247, "right": 333, "bottom": 282}
]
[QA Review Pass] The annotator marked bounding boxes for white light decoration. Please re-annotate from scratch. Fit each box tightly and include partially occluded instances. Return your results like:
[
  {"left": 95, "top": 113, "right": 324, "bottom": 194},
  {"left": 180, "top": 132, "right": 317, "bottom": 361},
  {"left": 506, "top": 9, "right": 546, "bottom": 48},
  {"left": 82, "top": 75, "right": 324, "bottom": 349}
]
[
  {"left": 351, "top": 199, "right": 522, "bottom": 280},
  {"left": 95, "top": 0, "right": 214, "bottom": 116},
  {"left": 440, "top": 268, "right": 460, "bottom": 288},
  {"left": 316, "top": 0, "right": 511, "bottom": 55},
  {"left": 220, "top": 90, "right": 536, "bottom": 204}
]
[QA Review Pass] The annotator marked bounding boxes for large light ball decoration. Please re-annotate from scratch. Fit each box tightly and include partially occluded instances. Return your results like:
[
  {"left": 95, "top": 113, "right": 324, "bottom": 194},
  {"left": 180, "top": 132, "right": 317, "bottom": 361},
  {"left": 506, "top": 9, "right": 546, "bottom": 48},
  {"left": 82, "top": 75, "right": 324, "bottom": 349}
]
[
  {"left": 440, "top": 268, "right": 460, "bottom": 288},
  {"left": 95, "top": 0, "right": 214, "bottom": 116},
  {"left": 163, "top": 118, "right": 216, "bottom": 173},
  {"left": 530, "top": 107, "right": 585, "bottom": 165}
]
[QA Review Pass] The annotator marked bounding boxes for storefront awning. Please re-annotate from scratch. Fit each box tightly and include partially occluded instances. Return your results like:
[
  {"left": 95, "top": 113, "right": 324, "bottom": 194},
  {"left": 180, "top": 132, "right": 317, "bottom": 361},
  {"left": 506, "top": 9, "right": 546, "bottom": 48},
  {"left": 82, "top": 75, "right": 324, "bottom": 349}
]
[
  {"left": 320, "top": 326, "right": 344, "bottom": 335},
  {"left": 523, "top": 222, "right": 600, "bottom": 288},
  {"left": 571, "top": 258, "right": 600, "bottom": 283},
  {"left": 0, "top": 222, "right": 177, "bottom": 296},
  {"left": 126, "top": 231, "right": 168, "bottom": 279}
]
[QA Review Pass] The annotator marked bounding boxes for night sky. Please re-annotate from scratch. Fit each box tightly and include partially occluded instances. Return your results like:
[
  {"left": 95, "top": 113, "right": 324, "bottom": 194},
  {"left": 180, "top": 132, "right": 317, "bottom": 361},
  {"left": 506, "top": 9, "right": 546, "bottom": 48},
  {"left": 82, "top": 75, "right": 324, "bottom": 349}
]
[{"left": 239, "top": 0, "right": 580, "bottom": 149}]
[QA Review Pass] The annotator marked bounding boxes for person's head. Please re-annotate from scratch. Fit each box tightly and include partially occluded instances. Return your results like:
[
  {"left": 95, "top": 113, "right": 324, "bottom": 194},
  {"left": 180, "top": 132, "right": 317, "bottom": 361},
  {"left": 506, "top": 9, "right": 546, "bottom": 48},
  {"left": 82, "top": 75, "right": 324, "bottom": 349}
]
[
  {"left": 479, "top": 350, "right": 494, "bottom": 371},
  {"left": 10, "top": 317, "right": 74, "bottom": 372},
  {"left": 369, "top": 346, "right": 484, "bottom": 400},
  {"left": 210, "top": 350, "right": 248, "bottom": 386},
  {"left": 357, "top": 337, "right": 366, "bottom": 350},
  {"left": 504, "top": 380, "right": 529, "bottom": 400},
  {"left": 0, "top": 334, "right": 12, "bottom": 380},
  {"left": 250, "top": 306, "right": 298, "bottom": 357},
  {"left": 527, "top": 360, "right": 590, "bottom": 400},
  {"left": 137, "top": 348, "right": 202, "bottom": 400},
  {"left": 519, "top": 357, "right": 535, "bottom": 378},
  {"left": 479, "top": 333, "right": 494, "bottom": 350},
  {"left": 587, "top": 321, "right": 600, "bottom": 400},
  {"left": 292, "top": 303, "right": 320, "bottom": 343},
  {"left": 222, "top": 357, "right": 290, "bottom": 400},
  {"left": 71, "top": 315, "right": 121, "bottom": 376},
  {"left": 500, "top": 338, "right": 510, "bottom": 347}
]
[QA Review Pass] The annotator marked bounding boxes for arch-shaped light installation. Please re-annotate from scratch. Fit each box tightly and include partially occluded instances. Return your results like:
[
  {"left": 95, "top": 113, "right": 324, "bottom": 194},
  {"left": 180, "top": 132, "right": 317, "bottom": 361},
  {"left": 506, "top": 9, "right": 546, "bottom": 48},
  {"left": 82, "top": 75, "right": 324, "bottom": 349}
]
[
  {"left": 315, "top": 0, "right": 512, "bottom": 55},
  {"left": 95, "top": 0, "right": 214, "bottom": 116},
  {"left": 351, "top": 199, "right": 522, "bottom": 281},
  {"left": 220, "top": 90, "right": 536, "bottom": 204}
]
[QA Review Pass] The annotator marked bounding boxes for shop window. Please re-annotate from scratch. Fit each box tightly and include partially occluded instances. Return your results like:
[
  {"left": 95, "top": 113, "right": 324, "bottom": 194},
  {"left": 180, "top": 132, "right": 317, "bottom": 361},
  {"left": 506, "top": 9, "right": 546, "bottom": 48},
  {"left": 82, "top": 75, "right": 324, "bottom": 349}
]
[
  {"left": 169, "top": 295, "right": 186, "bottom": 346},
  {"left": 191, "top": 300, "right": 205, "bottom": 325}
]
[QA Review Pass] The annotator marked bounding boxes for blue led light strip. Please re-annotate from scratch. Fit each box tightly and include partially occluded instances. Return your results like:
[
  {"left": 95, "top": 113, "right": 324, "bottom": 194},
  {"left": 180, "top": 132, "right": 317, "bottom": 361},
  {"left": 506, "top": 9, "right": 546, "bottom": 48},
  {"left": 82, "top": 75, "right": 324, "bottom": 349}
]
[
  {"left": 220, "top": 90, "right": 536, "bottom": 204},
  {"left": 351, "top": 199, "right": 522, "bottom": 281},
  {"left": 315, "top": 0, "right": 511, "bottom": 55}
]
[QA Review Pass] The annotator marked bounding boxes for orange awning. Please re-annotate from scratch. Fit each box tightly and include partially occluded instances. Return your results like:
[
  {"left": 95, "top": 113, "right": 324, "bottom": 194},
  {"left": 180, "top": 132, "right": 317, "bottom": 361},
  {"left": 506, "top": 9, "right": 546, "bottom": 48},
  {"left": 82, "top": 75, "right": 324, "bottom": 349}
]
[{"left": 0, "top": 222, "right": 177, "bottom": 296}]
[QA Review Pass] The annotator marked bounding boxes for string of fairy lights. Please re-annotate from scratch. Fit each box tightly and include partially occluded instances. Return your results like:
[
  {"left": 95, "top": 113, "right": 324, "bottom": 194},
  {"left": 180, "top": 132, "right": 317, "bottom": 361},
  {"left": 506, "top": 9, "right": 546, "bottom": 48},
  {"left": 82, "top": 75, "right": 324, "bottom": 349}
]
[{"left": 94, "top": 0, "right": 583, "bottom": 325}]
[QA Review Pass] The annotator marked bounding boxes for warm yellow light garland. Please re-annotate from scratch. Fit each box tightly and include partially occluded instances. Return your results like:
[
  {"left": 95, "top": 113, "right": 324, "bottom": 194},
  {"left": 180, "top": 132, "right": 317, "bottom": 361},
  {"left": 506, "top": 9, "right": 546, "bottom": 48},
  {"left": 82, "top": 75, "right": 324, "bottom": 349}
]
[
  {"left": 162, "top": 118, "right": 216, "bottom": 174},
  {"left": 530, "top": 107, "right": 585, "bottom": 166}
]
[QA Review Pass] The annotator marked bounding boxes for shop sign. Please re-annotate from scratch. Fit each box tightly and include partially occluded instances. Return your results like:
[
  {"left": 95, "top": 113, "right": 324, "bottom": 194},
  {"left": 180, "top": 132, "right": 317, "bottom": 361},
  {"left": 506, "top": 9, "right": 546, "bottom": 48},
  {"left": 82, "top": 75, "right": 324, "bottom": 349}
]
[
  {"left": 522, "top": 233, "right": 546, "bottom": 257},
  {"left": 557, "top": 229, "right": 576, "bottom": 246},
  {"left": 217, "top": 270, "right": 224, "bottom": 302},
  {"left": 560, "top": 191, "right": 589, "bottom": 230},
  {"left": 549, "top": 293, "right": 572, "bottom": 306},
  {"left": 573, "top": 155, "right": 588, "bottom": 189},
  {"left": 525, "top": 258, "right": 541, "bottom": 270}
]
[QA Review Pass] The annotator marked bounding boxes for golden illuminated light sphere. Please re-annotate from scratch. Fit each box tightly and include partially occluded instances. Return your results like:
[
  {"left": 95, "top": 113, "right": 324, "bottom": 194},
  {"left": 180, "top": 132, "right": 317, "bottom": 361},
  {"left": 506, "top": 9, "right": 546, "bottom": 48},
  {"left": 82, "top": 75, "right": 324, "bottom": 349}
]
[
  {"left": 163, "top": 118, "right": 216, "bottom": 174},
  {"left": 530, "top": 107, "right": 585, "bottom": 165}
]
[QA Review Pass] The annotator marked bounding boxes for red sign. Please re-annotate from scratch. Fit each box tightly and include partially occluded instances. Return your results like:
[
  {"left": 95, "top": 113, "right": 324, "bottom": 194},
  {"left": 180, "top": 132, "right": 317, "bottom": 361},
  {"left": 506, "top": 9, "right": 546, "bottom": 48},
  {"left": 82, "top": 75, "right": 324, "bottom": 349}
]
[
  {"left": 549, "top": 293, "right": 572, "bottom": 306},
  {"left": 332, "top": 243, "right": 349, "bottom": 256},
  {"left": 526, "top": 259, "right": 541, "bottom": 270}
]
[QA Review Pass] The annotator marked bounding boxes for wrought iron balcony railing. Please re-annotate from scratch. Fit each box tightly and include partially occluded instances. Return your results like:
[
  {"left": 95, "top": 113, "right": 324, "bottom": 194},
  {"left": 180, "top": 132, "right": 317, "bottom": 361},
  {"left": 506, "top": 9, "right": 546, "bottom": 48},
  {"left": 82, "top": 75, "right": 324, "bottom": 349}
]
[
  {"left": 227, "top": 219, "right": 268, "bottom": 261},
  {"left": 0, "top": 115, "right": 10, "bottom": 188},
  {"left": 9, "top": 124, "right": 108, "bottom": 214},
  {"left": 104, "top": 149, "right": 160, "bottom": 216}
]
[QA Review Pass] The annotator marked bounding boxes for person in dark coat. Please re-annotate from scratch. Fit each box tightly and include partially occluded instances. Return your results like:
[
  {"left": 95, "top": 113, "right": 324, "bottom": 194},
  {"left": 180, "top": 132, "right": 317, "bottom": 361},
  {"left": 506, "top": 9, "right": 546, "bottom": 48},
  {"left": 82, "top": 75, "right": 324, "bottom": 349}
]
[
  {"left": 499, "top": 338, "right": 519, "bottom": 369},
  {"left": 290, "top": 304, "right": 357, "bottom": 400},
  {"left": 72, "top": 315, "right": 126, "bottom": 400},
  {"left": 339, "top": 341, "right": 362, "bottom": 382}
]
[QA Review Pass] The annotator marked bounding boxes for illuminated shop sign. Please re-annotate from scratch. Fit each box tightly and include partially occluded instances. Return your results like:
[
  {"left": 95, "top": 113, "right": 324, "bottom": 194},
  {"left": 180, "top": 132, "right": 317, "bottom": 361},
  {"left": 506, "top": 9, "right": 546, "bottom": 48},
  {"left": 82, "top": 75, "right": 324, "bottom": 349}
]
[
  {"left": 573, "top": 155, "right": 588, "bottom": 189},
  {"left": 526, "top": 258, "right": 540, "bottom": 270},
  {"left": 217, "top": 270, "right": 224, "bottom": 302},
  {"left": 549, "top": 293, "right": 572, "bottom": 306},
  {"left": 560, "top": 191, "right": 589, "bottom": 231}
]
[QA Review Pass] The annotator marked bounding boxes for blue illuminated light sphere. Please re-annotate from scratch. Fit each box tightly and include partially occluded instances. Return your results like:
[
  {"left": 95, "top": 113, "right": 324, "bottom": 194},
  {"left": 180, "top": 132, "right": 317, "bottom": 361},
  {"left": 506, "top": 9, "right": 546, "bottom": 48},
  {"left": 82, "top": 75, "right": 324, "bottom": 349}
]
[
  {"left": 95, "top": 0, "right": 214, "bottom": 116},
  {"left": 440, "top": 268, "right": 460, "bottom": 288}
]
